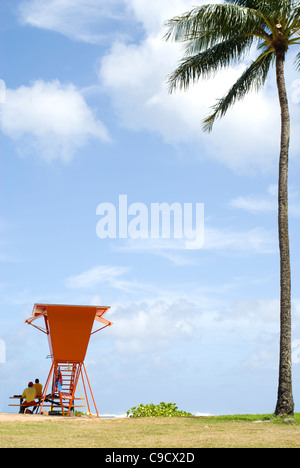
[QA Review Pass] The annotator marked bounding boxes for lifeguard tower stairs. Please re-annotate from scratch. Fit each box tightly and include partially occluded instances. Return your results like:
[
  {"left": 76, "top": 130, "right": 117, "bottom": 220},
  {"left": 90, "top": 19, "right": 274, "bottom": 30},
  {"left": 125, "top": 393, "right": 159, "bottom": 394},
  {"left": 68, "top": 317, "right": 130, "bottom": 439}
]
[{"left": 25, "top": 304, "right": 112, "bottom": 417}]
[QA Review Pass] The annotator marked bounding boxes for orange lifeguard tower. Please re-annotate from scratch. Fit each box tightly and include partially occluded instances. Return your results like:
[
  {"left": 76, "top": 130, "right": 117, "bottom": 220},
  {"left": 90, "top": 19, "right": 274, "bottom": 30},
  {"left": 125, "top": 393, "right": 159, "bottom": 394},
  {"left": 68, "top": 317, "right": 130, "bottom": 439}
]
[{"left": 24, "top": 303, "right": 112, "bottom": 417}]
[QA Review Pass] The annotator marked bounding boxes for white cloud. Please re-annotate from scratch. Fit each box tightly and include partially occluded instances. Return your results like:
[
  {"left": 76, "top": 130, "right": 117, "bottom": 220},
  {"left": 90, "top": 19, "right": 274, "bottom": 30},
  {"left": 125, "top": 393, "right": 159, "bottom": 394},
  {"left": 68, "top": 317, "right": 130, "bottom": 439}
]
[
  {"left": 105, "top": 293, "right": 294, "bottom": 356},
  {"left": 222, "top": 298, "right": 280, "bottom": 323},
  {"left": 127, "top": 0, "right": 200, "bottom": 34},
  {"left": 242, "top": 348, "right": 277, "bottom": 370},
  {"left": 0, "top": 80, "right": 110, "bottom": 162},
  {"left": 99, "top": 33, "right": 245, "bottom": 144},
  {"left": 65, "top": 264, "right": 151, "bottom": 294},
  {"left": 18, "top": 0, "right": 201, "bottom": 41},
  {"left": 17, "top": 0, "right": 300, "bottom": 171},
  {"left": 97, "top": 2, "right": 286, "bottom": 173},
  {"left": 292, "top": 79, "right": 300, "bottom": 104},
  {"left": 18, "top": 0, "right": 130, "bottom": 44},
  {"left": 204, "top": 226, "right": 276, "bottom": 253},
  {"left": 115, "top": 224, "right": 277, "bottom": 258},
  {"left": 230, "top": 196, "right": 276, "bottom": 214},
  {"left": 65, "top": 265, "right": 130, "bottom": 290},
  {"left": 110, "top": 298, "right": 198, "bottom": 354},
  {"left": 0, "top": 79, "right": 6, "bottom": 104},
  {"left": 230, "top": 185, "right": 300, "bottom": 217},
  {"left": 202, "top": 90, "right": 281, "bottom": 173}
]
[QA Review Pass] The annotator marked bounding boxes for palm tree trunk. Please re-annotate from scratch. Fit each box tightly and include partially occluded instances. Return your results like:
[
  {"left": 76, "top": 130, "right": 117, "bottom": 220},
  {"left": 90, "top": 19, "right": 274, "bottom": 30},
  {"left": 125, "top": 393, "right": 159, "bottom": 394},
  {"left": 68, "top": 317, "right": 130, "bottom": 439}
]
[{"left": 274, "top": 51, "right": 294, "bottom": 416}]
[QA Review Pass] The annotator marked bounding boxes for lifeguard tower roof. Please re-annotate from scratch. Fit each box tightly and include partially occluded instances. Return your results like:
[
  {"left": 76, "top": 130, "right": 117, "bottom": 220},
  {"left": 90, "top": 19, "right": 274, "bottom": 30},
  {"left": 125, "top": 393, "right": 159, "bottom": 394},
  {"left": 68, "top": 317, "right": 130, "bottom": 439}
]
[{"left": 26, "top": 303, "right": 112, "bottom": 362}]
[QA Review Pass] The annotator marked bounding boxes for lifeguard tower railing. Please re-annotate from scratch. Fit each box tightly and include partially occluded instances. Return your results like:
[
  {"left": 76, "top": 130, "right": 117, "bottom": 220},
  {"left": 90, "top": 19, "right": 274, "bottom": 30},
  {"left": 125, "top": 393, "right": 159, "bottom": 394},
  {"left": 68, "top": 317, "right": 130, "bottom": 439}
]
[{"left": 25, "top": 304, "right": 112, "bottom": 417}]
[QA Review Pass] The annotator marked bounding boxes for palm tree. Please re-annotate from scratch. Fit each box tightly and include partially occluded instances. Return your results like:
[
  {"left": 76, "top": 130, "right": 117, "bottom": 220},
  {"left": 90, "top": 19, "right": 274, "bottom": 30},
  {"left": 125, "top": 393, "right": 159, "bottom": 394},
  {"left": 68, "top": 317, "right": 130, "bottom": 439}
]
[{"left": 165, "top": 0, "right": 300, "bottom": 416}]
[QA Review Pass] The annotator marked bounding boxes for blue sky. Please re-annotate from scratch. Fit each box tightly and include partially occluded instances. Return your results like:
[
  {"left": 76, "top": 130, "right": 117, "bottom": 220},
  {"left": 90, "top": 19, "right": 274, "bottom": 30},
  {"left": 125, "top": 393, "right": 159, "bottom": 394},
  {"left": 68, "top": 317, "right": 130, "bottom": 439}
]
[{"left": 1, "top": 0, "right": 300, "bottom": 416}]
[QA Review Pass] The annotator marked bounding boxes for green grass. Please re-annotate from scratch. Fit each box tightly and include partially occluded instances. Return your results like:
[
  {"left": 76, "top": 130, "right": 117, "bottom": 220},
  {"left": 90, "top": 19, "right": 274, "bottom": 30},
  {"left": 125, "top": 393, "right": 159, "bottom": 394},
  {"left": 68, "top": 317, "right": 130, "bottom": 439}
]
[
  {"left": 0, "top": 413, "right": 299, "bottom": 448},
  {"left": 211, "top": 413, "right": 300, "bottom": 423}
]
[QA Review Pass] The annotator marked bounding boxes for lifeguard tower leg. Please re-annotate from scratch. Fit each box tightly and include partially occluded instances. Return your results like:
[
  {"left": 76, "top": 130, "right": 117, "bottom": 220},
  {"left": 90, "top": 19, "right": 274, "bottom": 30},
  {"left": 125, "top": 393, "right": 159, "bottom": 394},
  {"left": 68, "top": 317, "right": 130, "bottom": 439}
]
[
  {"left": 82, "top": 363, "right": 99, "bottom": 417},
  {"left": 80, "top": 366, "right": 92, "bottom": 415},
  {"left": 59, "top": 391, "right": 65, "bottom": 416},
  {"left": 38, "top": 362, "right": 54, "bottom": 414}
]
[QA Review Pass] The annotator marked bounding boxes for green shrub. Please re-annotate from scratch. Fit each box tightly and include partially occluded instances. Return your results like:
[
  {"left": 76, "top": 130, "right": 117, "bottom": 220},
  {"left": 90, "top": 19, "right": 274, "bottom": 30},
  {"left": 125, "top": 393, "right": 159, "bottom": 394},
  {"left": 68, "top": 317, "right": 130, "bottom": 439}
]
[{"left": 126, "top": 402, "right": 193, "bottom": 418}]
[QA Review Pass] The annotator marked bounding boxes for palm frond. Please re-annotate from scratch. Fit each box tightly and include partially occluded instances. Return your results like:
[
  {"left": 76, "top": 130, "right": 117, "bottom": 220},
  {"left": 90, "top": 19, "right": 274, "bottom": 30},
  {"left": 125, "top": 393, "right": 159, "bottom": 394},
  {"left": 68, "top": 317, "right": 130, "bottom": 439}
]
[
  {"left": 164, "top": 3, "right": 264, "bottom": 46},
  {"left": 228, "top": 0, "right": 298, "bottom": 34},
  {"left": 295, "top": 51, "right": 300, "bottom": 69},
  {"left": 165, "top": 0, "right": 299, "bottom": 133},
  {"left": 168, "top": 35, "right": 255, "bottom": 92},
  {"left": 203, "top": 50, "right": 274, "bottom": 132},
  {"left": 228, "top": 0, "right": 293, "bottom": 16},
  {"left": 286, "top": 5, "right": 300, "bottom": 35}
]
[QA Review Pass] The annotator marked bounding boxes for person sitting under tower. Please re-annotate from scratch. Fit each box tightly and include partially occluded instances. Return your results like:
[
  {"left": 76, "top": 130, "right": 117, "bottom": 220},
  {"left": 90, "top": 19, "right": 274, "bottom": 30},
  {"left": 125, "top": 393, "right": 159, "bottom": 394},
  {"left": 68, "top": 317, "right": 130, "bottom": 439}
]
[
  {"left": 20, "top": 382, "right": 37, "bottom": 414},
  {"left": 33, "top": 379, "right": 43, "bottom": 398}
]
